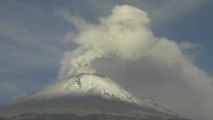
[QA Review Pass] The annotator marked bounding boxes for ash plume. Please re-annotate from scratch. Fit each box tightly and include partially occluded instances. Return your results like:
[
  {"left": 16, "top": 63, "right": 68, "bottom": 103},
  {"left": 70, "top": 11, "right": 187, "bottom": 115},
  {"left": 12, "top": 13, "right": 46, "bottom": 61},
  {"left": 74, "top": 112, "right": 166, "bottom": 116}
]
[
  {"left": 55, "top": 4, "right": 213, "bottom": 119},
  {"left": 58, "top": 5, "right": 156, "bottom": 80}
]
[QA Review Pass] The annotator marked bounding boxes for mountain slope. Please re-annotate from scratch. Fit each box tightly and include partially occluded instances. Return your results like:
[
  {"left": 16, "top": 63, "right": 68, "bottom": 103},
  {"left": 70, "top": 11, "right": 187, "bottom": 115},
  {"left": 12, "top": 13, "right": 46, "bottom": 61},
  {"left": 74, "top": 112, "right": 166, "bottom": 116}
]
[
  {"left": 0, "top": 73, "right": 186, "bottom": 120},
  {"left": 21, "top": 73, "right": 143, "bottom": 106}
]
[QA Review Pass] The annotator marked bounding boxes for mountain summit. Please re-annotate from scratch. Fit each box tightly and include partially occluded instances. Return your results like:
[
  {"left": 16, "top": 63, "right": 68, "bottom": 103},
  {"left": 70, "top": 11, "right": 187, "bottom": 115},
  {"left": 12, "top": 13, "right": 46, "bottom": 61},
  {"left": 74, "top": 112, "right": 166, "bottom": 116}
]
[
  {"left": 0, "top": 74, "right": 186, "bottom": 120},
  {"left": 22, "top": 73, "right": 143, "bottom": 106}
]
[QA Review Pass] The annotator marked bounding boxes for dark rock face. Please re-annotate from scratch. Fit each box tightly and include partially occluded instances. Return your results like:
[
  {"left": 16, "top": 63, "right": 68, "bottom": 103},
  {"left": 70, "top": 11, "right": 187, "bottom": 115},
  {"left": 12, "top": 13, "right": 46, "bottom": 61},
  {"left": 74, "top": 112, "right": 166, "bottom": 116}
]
[
  {"left": 0, "top": 95, "right": 163, "bottom": 116},
  {"left": 0, "top": 113, "right": 191, "bottom": 120},
  {"left": 0, "top": 95, "right": 186, "bottom": 120}
]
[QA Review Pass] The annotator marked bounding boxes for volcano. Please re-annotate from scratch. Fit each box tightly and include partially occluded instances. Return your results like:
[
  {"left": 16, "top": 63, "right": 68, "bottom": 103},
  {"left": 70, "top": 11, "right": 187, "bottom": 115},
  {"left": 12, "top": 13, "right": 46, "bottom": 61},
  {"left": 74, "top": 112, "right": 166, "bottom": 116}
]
[{"left": 0, "top": 74, "right": 188, "bottom": 120}]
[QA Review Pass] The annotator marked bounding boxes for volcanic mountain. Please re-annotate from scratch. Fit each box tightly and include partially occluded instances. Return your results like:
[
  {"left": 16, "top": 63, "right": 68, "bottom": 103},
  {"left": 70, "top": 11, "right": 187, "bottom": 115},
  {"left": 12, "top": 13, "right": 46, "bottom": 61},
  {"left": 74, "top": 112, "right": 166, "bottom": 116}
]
[{"left": 0, "top": 73, "right": 187, "bottom": 120}]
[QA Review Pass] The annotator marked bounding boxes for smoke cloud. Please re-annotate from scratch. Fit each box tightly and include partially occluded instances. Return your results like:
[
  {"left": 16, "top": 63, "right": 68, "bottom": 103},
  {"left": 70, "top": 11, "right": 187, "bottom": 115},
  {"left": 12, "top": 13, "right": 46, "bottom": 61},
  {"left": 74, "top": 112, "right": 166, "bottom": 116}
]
[
  {"left": 57, "top": 5, "right": 213, "bottom": 119},
  {"left": 58, "top": 5, "right": 157, "bottom": 79}
]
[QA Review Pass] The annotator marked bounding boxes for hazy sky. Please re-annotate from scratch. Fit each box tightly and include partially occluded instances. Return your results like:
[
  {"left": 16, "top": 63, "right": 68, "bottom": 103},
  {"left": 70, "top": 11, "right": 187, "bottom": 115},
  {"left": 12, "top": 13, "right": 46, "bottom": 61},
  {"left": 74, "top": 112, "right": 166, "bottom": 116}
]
[{"left": 0, "top": 0, "right": 213, "bottom": 119}]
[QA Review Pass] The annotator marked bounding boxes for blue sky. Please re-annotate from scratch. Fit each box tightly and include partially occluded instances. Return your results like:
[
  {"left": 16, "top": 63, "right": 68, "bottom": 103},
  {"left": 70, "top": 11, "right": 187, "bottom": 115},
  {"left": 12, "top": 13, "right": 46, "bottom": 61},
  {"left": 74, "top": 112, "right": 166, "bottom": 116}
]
[{"left": 0, "top": 0, "right": 213, "bottom": 118}]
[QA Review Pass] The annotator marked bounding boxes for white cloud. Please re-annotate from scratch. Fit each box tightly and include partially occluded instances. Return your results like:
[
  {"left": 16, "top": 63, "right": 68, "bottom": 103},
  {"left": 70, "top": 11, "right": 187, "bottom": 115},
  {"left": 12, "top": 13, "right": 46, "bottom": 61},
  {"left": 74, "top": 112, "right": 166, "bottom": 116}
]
[{"left": 57, "top": 5, "right": 156, "bottom": 78}]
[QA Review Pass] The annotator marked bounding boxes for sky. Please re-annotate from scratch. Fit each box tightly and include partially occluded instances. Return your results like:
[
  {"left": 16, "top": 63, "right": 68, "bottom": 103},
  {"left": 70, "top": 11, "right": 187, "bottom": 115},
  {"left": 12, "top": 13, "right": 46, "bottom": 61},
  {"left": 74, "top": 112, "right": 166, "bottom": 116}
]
[{"left": 0, "top": 0, "right": 213, "bottom": 119}]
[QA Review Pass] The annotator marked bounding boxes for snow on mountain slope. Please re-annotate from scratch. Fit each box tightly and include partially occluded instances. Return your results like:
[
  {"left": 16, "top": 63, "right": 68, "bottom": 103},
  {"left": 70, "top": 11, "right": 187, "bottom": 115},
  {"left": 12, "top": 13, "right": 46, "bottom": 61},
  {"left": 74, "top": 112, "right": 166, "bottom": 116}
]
[
  {"left": 142, "top": 97, "right": 178, "bottom": 116},
  {"left": 17, "top": 73, "right": 179, "bottom": 116},
  {"left": 23, "top": 73, "right": 143, "bottom": 106}
]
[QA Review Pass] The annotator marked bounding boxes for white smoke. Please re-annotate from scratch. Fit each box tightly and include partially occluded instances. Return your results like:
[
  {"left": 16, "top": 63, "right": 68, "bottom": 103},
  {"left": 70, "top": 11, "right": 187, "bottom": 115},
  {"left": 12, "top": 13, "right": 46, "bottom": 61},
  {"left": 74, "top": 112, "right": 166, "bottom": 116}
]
[{"left": 58, "top": 5, "right": 156, "bottom": 79}]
